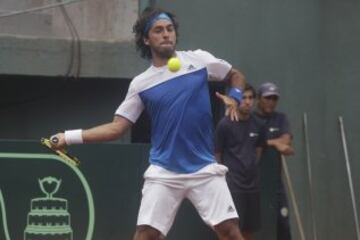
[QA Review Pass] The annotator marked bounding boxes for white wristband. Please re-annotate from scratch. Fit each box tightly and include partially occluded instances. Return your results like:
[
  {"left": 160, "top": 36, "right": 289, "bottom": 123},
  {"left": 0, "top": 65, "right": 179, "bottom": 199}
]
[{"left": 64, "top": 129, "right": 83, "bottom": 145}]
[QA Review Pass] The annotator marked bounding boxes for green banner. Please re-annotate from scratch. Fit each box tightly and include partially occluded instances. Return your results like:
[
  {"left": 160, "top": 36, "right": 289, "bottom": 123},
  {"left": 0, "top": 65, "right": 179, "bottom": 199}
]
[{"left": 0, "top": 141, "right": 217, "bottom": 240}]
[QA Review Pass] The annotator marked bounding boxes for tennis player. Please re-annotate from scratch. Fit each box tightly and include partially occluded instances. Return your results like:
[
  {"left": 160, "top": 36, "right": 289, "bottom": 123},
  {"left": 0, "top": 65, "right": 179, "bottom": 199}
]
[{"left": 51, "top": 7, "right": 246, "bottom": 240}]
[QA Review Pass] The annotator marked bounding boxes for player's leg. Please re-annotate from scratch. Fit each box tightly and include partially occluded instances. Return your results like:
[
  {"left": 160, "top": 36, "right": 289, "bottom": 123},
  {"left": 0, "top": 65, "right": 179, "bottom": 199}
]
[
  {"left": 214, "top": 218, "right": 244, "bottom": 240},
  {"left": 133, "top": 225, "right": 161, "bottom": 240},
  {"left": 186, "top": 174, "right": 243, "bottom": 240},
  {"left": 134, "top": 179, "right": 185, "bottom": 240}
]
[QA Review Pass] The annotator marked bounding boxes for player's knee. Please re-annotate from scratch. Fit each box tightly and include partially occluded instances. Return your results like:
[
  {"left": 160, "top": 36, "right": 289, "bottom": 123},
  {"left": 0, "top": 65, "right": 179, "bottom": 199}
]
[
  {"left": 133, "top": 225, "right": 161, "bottom": 240},
  {"left": 214, "top": 219, "right": 242, "bottom": 239}
]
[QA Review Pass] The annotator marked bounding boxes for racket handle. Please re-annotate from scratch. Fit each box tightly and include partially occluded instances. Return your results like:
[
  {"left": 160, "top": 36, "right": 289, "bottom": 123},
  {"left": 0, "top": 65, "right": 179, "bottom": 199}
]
[{"left": 50, "top": 136, "right": 59, "bottom": 144}]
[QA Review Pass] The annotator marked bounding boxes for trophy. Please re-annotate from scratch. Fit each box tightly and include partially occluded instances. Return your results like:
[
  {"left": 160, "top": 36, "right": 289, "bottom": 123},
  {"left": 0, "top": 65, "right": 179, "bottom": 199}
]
[{"left": 24, "top": 176, "right": 73, "bottom": 240}]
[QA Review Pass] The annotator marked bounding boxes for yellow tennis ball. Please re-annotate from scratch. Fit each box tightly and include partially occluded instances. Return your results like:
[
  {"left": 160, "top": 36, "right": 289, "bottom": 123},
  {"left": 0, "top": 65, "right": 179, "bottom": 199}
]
[{"left": 167, "top": 57, "right": 181, "bottom": 72}]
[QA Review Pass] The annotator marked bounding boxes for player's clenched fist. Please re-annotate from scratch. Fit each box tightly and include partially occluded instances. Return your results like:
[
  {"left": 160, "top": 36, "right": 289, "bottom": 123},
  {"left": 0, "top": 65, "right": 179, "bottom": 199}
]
[{"left": 50, "top": 133, "right": 66, "bottom": 150}]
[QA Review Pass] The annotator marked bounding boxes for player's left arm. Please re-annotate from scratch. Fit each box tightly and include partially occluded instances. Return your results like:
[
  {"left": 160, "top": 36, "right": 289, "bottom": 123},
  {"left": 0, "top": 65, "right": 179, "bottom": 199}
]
[
  {"left": 224, "top": 68, "right": 246, "bottom": 90},
  {"left": 194, "top": 50, "right": 245, "bottom": 121},
  {"left": 215, "top": 68, "right": 246, "bottom": 121}
]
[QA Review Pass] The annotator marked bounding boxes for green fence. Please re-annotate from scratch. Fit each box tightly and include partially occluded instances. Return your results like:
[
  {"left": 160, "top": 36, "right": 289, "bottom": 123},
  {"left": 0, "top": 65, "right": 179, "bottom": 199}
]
[{"left": 0, "top": 140, "right": 287, "bottom": 239}]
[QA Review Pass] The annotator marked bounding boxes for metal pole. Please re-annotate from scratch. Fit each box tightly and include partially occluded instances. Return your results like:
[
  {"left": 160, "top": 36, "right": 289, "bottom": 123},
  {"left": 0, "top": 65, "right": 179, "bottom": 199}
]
[
  {"left": 303, "top": 113, "right": 318, "bottom": 240},
  {"left": 281, "top": 155, "right": 306, "bottom": 240},
  {"left": 339, "top": 116, "right": 360, "bottom": 240}
]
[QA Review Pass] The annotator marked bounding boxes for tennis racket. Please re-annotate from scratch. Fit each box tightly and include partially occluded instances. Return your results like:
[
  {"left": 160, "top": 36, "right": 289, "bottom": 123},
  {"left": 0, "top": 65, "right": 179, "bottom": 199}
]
[{"left": 41, "top": 137, "right": 80, "bottom": 166}]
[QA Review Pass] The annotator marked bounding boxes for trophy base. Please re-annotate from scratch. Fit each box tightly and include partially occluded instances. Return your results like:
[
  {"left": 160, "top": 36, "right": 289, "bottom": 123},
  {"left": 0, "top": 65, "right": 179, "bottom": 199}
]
[{"left": 24, "top": 232, "right": 72, "bottom": 240}]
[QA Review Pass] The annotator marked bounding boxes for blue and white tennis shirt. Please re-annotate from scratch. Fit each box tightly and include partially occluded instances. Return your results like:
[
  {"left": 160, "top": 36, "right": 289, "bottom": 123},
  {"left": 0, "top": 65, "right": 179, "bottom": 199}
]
[{"left": 115, "top": 50, "right": 232, "bottom": 173}]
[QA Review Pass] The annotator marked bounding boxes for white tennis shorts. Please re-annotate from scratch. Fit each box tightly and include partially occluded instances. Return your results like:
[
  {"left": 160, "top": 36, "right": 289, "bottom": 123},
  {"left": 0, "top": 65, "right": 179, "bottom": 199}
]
[{"left": 136, "top": 163, "right": 238, "bottom": 236}]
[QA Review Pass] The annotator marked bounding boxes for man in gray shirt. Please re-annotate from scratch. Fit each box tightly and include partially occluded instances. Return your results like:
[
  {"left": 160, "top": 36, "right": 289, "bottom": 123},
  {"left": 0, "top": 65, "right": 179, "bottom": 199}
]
[{"left": 255, "top": 82, "right": 294, "bottom": 240}]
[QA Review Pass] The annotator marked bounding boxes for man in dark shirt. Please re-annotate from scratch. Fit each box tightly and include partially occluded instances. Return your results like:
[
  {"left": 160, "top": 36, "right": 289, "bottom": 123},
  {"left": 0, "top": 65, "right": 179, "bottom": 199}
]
[
  {"left": 255, "top": 82, "right": 294, "bottom": 240},
  {"left": 215, "top": 84, "right": 266, "bottom": 240}
]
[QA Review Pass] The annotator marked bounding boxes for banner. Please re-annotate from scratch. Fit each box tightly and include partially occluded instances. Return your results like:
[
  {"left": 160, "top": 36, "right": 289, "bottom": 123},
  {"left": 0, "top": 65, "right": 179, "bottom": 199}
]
[{"left": 0, "top": 141, "right": 215, "bottom": 240}]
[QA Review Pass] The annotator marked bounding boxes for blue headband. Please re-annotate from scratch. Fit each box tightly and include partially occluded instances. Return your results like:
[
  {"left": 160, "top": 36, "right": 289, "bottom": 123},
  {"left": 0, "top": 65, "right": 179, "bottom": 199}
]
[{"left": 144, "top": 13, "right": 172, "bottom": 34}]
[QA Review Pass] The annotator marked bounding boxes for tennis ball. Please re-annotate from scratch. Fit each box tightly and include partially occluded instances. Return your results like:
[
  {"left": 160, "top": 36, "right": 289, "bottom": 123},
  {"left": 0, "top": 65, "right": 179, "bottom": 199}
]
[{"left": 167, "top": 57, "right": 181, "bottom": 72}]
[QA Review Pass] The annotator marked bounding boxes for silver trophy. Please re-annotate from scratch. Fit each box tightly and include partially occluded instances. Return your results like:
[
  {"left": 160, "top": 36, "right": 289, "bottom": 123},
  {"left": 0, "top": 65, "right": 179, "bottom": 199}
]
[{"left": 24, "top": 176, "right": 73, "bottom": 240}]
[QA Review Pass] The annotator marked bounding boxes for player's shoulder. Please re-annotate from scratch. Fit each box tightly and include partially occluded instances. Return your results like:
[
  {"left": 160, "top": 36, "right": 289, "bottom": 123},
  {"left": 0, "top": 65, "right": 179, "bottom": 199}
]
[
  {"left": 178, "top": 49, "right": 214, "bottom": 59},
  {"left": 175, "top": 49, "right": 217, "bottom": 70},
  {"left": 132, "top": 66, "right": 154, "bottom": 83},
  {"left": 129, "top": 65, "right": 159, "bottom": 90}
]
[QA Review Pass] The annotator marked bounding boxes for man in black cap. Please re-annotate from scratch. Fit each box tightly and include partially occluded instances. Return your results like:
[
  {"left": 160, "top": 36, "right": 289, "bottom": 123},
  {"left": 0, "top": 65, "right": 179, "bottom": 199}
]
[{"left": 255, "top": 82, "right": 294, "bottom": 240}]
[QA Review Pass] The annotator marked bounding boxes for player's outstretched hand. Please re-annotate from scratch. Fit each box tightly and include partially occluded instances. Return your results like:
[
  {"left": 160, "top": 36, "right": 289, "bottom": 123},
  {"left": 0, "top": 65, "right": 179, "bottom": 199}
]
[
  {"left": 215, "top": 92, "right": 239, "bottom": 121},
  {"left": 50, "top": 133, "right": 66, "bottom": 150}
]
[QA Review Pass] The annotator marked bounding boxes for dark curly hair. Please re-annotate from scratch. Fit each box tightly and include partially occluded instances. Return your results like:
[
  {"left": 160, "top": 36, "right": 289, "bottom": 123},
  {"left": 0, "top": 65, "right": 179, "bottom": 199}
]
[{"left": 133, "top": 7, "right": 179, "bottom": 59}]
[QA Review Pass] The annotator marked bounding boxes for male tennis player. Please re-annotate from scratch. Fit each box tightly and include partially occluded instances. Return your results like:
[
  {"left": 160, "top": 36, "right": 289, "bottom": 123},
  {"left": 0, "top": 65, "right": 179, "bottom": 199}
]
[{"left": 51, "top": 7, "right": 246, "bottom": 240}]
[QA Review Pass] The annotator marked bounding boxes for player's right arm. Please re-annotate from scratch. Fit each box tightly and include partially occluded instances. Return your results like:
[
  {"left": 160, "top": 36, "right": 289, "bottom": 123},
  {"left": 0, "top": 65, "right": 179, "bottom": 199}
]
[
  {"left": 82, "top": 116, "right": 132, "bottom": 143},
  {"left": 50, "top": 116, "right": 132, "bottom": 150},
  {"left": 50, "top": 77, "right": 142, "bottom": 150}
]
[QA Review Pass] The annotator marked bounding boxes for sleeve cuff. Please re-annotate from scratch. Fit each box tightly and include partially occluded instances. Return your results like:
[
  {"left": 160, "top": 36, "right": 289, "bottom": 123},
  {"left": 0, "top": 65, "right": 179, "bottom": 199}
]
[
  {"left": 64, "top": 129, "right": 83, "bottom": 145},
  {"left": 228, "top": 88, "right": 243, "bottom": 104}
]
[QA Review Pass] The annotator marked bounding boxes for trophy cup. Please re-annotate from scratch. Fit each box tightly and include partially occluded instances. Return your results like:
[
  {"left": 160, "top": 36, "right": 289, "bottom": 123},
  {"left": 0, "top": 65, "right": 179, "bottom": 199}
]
[{"left": 24, "top": 177, "right": 73, "bottom": 240}]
